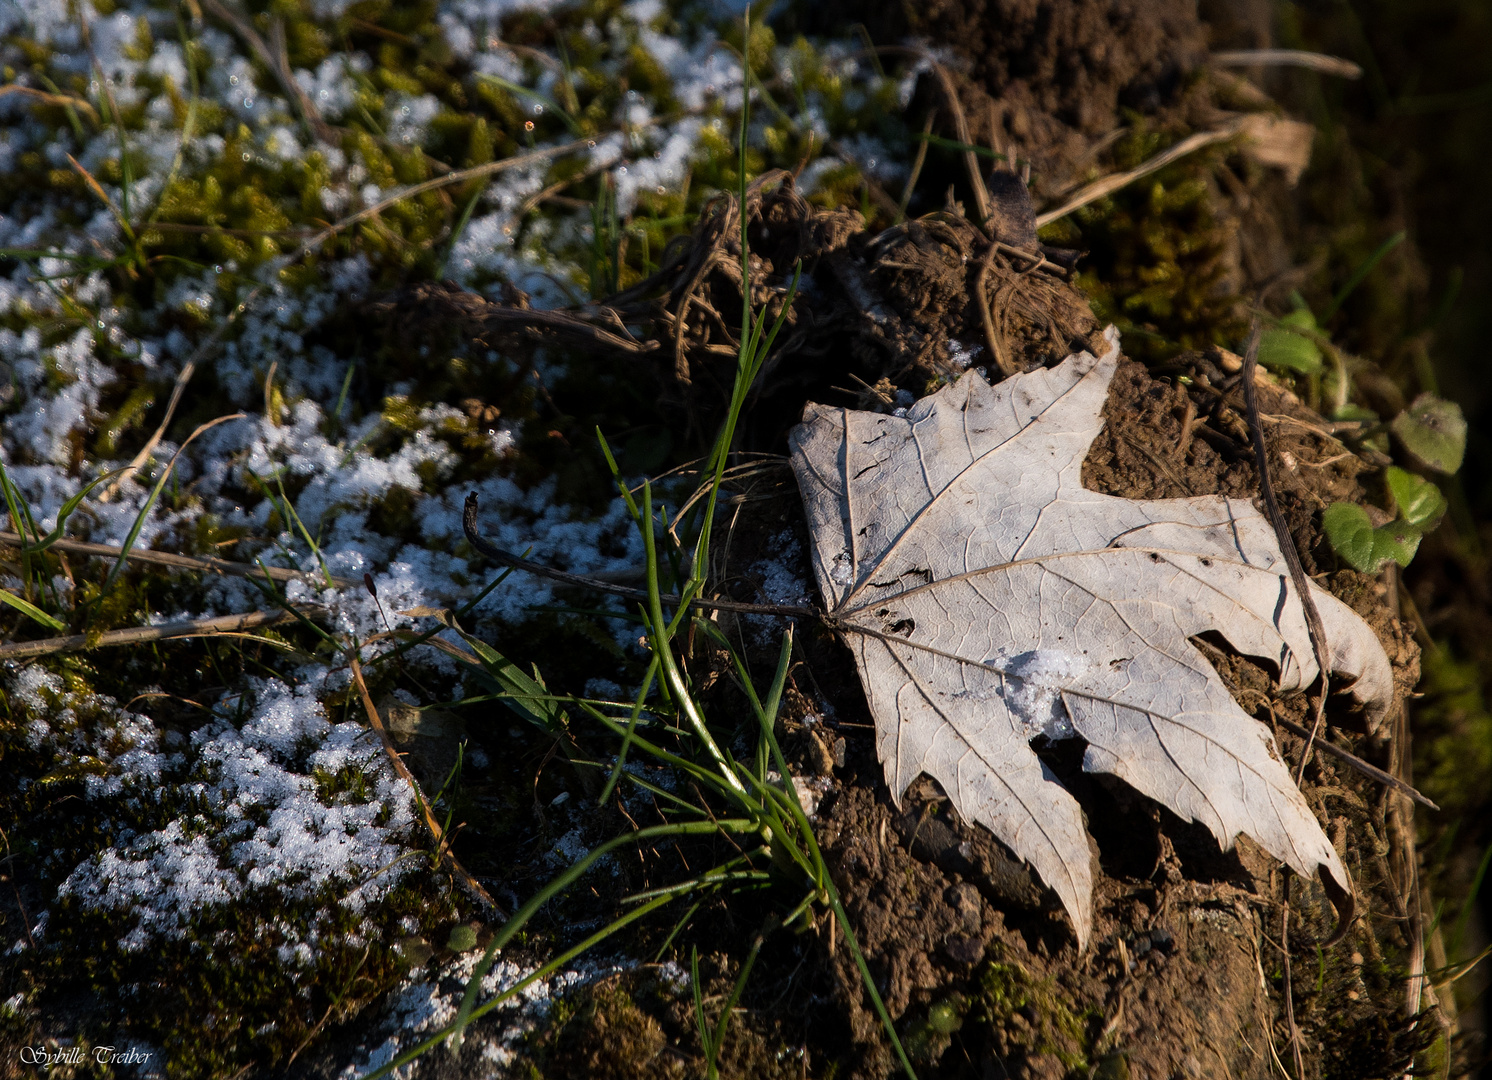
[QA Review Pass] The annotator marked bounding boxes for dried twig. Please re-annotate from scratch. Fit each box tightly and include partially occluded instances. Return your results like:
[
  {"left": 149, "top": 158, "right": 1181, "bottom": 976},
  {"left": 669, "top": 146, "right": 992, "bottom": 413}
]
[
  {"left": 347, "top": 654, "right": 507, "bottom": 919},
  {"left": 0, "top": 531, "right": 354, "bottom": 588},
  {"left": 479, "top": 305, "right": 661, "bottom": 354},
  {"left": 1035, "top": 118, "right": 1248, "bottom": 229},
  {"left": 0, "top": 607, "right": 317, "bottom": 661},
  {"left": 463, "top": 494, "right": 815, "bottom": 619},
  {"left": 898, "top": 111, "right": 935, "bottom": 219},
  {"left": 1268, "top": 714, "right": 1437, "bottom": 810},
  {"left": 1210, "top": 50, "right": 1363, "bottom": 80},
  {"left": 1238, "top": 326, "right": 1332, "bottom": 778},
  {"left": 199, "top": 0, "right": 337, "bottom": 145},
  {"left": 1280, "top": 873, "right": 1307, "bottom": 1079},
  {"left": 1239, "top": 324, "right": 1361, "bottom": 948},
  {"left": 925, "top": 61, "right": 992, "bottom": 228},
  {"left": 0, "top": 84, "right": 101, "bottom": 126},
  {"left": 102, "top": 286, "right": 263, "bottom": 501}
]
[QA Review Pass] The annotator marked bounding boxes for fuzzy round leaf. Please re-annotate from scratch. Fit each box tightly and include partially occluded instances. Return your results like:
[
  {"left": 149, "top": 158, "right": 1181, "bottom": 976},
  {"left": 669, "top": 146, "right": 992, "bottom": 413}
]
[
  {"left": 1384, "top": 466, "right": 1447, "bottom": 530},
  {"left": 1372, "top": 520, "right": 1423, "bottom": 569},
  {"left": 1257, "top": 327, "right": 1323, "bottom": 375},
  {"left": 1390, "top": 393, "right": 1467, "bottom": 473},
  {"left": 1324, "top": 501, "right": 1422, "bottom": 572},
  {"left": 1323, "top": 502, "right": 1378, "bottom": 572},
  {"left": 446, "top": 925, "right": 479, "bottom": 952}
]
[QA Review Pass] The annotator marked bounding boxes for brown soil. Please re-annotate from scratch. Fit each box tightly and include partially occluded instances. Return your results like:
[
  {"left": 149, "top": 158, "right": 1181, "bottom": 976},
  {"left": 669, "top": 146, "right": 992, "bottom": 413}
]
[
  {"left": 697, "top": 310, "right": 1427, "bottom": 1076},
  {"left": 367, "top": 162, "right": 1434, "bottom": 1080},
  {"left": 344, "top": 4, "right": 1459, "bottom": 1077},
  {"left": 801, "top": 0, "right": 1210, "bottom": 195}
]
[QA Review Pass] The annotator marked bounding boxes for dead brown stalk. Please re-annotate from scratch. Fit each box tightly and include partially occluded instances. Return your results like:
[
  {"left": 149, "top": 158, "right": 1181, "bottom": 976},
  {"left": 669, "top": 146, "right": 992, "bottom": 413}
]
[
  {"left": 1035, "top": 118, "right": 1248, "bottom": 229},
  {"left": 0, "top": 531, "right": 355, "bottom": 589},
  {"left": 348, "top": 654, "right": 507, "bottom": 919},
  {"left": 0, "top": 607, "right": 316, "bottom": 661}
]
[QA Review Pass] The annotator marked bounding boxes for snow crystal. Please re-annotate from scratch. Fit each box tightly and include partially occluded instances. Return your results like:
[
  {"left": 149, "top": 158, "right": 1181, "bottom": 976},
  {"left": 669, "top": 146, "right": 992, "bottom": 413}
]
[
  {"left": 987, "top": 649, "right": 1095, "bottom": 741},
  {"left": 56, "top": 678, "right": 417, "bottom": 952}
]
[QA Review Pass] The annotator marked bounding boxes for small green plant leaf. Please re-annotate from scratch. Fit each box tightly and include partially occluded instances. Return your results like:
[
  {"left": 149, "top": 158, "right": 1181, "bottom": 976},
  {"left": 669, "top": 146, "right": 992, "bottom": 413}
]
[
  {"left": 1331, "top": 403, "right": 1378, "bottom": 424},
  {"left": 1257, "top": 307, "right": 1323, "bottom": 375},
  {"left": 0, "top": 588, "right": 67, "bottom": 631},
  {"left": 1323, "top": 502, "right": 1422, "bottom": 573},
  {"left": 1384, "top": 466, "right": 1447, "bottom": 530},
  {"left": 455, "top": 630, "right": 567, "bottom": 734},
  {"left": 445, "top": 925, "right": 478, "bottom": 952},
  {"left": 1322, "top": 502, "right": 1377, "bottom": 572},
  {"left": 1390, "top": 393, "right": 1467, "bottom": 473},
  {"left": 1372, "top": 520, "right": 1422, "bottom": 569},
  {"left": 1279, "top": 306, "right": 1318, "bottom": 333}
]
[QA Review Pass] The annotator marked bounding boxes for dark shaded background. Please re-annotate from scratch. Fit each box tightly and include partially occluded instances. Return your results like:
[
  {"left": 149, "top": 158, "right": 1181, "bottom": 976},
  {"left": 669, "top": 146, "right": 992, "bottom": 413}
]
[{"left": 797, "top": 0, "right": 1492, "bottom": 1068}]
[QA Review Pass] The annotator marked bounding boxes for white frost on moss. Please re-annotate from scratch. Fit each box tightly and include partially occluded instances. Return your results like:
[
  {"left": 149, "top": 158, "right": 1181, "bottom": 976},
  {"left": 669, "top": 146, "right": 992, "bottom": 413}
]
[
  {"left": 342, "top": 951, "right": 631, "bottom": 1079},
  {"left": 55, "top": 678, "right": 418, "bottom": 952}
]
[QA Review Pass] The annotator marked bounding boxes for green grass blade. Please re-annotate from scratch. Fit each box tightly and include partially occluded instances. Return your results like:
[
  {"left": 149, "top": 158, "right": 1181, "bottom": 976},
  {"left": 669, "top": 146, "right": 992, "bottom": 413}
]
[
  {"left": 1451, "top": 841, "right": 1492, "bottom": 956},
  {"left": 709, "top": 927, "right": 765, "bottom": 1075},
  {"left": 912, "top": 131, "right": 1009, "bottom": 162},
  {"left": 23, "top": 467, "right": 131, "bottom": 553},
  {"left": 365, "top": 565, "right": 517, "bottom": 669},
  {"left": 827, "top": 883, "right": 919, "bottom": 1080},
  {"left": 247, "top": 560, "right": 339, "bottom": 645},
  {"left": 579, "top": 700, "right": 747, "bottom": 804},
  {"left": 653, "top": 901, "right": 701, "bottom": 963},
  {"left": 597, "top": 653, "right": 661, "bottom": 806},
  {"left": 640, "top": 481, "right": 745, "bottom": 794},
  {"left": 436, "top": 178, "right": 489, "bottom": 281},
  {"left": 0, "top": 457, "right": 35, "bottom": 586},
  {"left": 450, "top": 626, "right": 568, "bottom": 733},
  {"left": 475, "top": 73, "right": 581, "bottom": 136},
  {"left": 624, "top": 861, "right": 772, "bottom": 904},
  {"left": 692, "top": 945, "right": 714, "bottom": 1068},
  {"left": 449, "top": 818, "right": 756, "bottom": 1050},
  {"left": 94, "top": 414, "right": 243, "bottom": 604},
  {"left": 0, "top": 588, "right": 67, "bottom": 631},
  {"left": 268, "top": 469, "right": 334, "bottom": 588},
  {"left": 1322, "top": 229, "right": 1405, "bottom": 322},
  {"left": 361, "top": 892, "right": 677, "bottom": 1080}
]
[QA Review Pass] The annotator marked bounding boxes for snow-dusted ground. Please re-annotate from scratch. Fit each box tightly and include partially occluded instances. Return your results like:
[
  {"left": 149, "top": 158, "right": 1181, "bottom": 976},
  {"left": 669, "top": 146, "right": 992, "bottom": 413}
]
[{"left": 0, "top": 0, "right": 913, "bottom": 1070}]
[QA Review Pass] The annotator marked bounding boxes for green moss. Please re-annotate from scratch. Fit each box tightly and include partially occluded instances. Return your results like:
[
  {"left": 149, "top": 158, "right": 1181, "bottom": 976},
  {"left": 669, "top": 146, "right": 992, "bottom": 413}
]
[
  {"left": 901, "top": 992, "right": 967, "bottom": 1064},
  {"left": 1414, "top": 646, "right": 1492, "bottom": 819},
  {"left": 1067, "top": 124, "right": 1245, "bottom": 365},
  {"left": 971, "top": 958, "right": 1092, "bottom": 1070}
]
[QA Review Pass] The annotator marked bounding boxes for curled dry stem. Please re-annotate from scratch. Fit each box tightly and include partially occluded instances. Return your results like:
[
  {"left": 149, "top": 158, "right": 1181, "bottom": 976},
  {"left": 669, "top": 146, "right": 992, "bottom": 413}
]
[{"left": 974, "top": 243, "right": 1017, "bottom": 377}]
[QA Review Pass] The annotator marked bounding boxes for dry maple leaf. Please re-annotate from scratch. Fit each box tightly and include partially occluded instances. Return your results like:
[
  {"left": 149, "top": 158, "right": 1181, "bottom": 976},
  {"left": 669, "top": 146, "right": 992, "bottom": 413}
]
[{"left": 788, "top": 327, "right": 1393, "bottom": 946}]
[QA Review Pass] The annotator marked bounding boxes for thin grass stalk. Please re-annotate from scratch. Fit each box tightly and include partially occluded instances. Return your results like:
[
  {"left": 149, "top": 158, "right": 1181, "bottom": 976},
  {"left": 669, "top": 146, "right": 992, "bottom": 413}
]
[
  {"left": 827, "top": 885, "right": 919, "bottom": 1080},
  {"left": 580, "top": 702, "right": 751, "bottom": 800},
  {"left": 707, "top": 928, "right": 765, "bottom": 1078},
  {"left": 691, "top": 946, "right": 713, "bottom": 1061},
  {"left": 21, "top": 467, "right": 131, "bottom": 553},
  {"left": 365, "top": 564, "right": 518, "bottom": 670},
  {"left": 0, "top": 458, "right": 37, "bottom": 588},
  {"left": 597, "top": 653, "right": 661, "bottom": 806},
  {"left": 641, "top": 480, "right": 746, "bottom": 794},
  {"left": 361, "top": 893, "right": 677, "bottom": 1080},
  {"left": 448, "top": 818, "right": 756, "bottom": 1050},
  {"left": 93, "top": 413, "right": 243, "bottom": 604}
]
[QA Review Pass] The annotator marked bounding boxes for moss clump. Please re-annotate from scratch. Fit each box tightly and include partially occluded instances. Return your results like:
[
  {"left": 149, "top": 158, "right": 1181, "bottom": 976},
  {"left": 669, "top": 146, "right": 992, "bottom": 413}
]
[
  {"left": 901, "top": 992, "right": 967, "bottom": 1065},
  {"left": 1057, "top": 123, "right": 1245, "bottom": 365},
  {"left": 969, "top": 958, "right": 1093, "bottom": 1070},
  {"left": 515, "top": 982, "right": 682, "bottom": 1080}
]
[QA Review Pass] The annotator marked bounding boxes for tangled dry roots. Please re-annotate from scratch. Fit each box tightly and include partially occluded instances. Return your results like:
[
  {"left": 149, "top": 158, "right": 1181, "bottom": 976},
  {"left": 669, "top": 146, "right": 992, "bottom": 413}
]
[{"left": 367, "top": 168, "right": 1102, "bottom": 447}]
